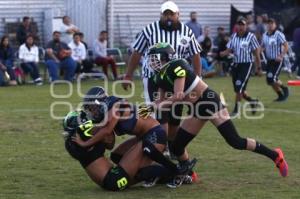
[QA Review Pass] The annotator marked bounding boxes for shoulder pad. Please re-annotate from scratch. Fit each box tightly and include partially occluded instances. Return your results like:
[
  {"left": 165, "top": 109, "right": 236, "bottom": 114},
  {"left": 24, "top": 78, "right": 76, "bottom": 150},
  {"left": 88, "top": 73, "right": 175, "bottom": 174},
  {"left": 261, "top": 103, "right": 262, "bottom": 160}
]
[{"left": 169, "top": 58, "right": 190, "bottom": 68}]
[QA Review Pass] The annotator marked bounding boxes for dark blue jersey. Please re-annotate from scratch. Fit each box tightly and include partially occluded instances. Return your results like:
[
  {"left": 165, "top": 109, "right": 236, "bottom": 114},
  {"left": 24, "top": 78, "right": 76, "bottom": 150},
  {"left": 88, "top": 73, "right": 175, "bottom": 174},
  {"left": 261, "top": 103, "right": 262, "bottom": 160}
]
[{"left": 102, "top": 96, "right": 138, "bottom": 136}]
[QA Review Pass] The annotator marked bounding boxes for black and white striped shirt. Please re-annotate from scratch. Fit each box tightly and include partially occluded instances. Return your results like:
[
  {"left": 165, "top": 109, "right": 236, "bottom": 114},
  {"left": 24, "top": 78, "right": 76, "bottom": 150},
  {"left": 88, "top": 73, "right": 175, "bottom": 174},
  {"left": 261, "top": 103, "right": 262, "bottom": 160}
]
[
  {"left": 262, "top": 30, "right": 286, "bottom": 60},
  {"left": 133, "top": 21, "right": 202, "bottom": 78},
  {"left": 227, "top": 32, "right": 260, "bottom": 63}
]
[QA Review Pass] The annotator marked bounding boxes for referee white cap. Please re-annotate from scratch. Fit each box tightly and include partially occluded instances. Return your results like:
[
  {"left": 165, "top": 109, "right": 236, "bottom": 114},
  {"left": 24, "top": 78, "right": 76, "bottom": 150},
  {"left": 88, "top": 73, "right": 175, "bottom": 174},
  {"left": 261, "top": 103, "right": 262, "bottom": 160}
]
[{"left": 161, "top": 1, "right": 179, "bottom": 13}]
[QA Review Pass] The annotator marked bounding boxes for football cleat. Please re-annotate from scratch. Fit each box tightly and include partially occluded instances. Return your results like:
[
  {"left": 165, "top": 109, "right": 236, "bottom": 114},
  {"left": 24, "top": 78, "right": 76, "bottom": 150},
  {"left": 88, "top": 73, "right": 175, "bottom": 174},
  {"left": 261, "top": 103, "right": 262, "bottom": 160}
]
[
  {"left": 177, "top": 158, "right": 197, "bottom": 175},
  {"left": 274, "top": 148, "right": 288, "bottom": 177},
  {"left": 142, "top": 177, "right": 159, "bottom": 188},
  {"left": 166, "top": 176, "right": 183, "bottom": 188}
]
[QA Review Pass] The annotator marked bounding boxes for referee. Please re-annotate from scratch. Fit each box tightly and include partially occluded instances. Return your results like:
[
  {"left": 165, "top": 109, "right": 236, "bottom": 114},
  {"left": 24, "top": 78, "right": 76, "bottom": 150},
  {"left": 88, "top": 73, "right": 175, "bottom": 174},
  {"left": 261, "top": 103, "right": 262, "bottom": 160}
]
[
  {"left": 221, "top": 17, "right": 261, "bottom": 116},
  {"left": 122, "top": 1, "right": 201, "bottom": 139},
  {"left": 261, "top": 18, "right": 289, "bottom": 101}
]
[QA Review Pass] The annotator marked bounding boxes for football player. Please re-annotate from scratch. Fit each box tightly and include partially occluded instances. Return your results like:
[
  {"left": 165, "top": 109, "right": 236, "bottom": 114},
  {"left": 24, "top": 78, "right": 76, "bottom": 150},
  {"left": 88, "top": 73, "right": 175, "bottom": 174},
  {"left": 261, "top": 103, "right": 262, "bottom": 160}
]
[{"left": 141, "top": 42, "right": 288, "bottom": 180}]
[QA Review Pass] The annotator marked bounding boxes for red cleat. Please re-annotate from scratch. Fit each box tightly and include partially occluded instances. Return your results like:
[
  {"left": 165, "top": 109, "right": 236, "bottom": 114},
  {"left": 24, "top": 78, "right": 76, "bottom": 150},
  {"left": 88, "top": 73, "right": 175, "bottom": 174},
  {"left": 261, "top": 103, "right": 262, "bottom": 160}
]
[
  {"left": 191, "top": 171, "right": 200, "bottom": 183},
  {"left": 274, "top": 148, "right": 288, "bottom": 177}
]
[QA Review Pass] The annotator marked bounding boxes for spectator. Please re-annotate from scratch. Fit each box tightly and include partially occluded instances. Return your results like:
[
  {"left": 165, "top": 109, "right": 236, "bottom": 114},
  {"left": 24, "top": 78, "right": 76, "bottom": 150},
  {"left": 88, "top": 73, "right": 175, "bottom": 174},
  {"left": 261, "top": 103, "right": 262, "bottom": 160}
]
[
  {"left": 78, "top": 32, "right": 88, "bottom": 50},
  {"left": 216, "top": 33, "right": 232, "bottom": 76},
  {"left": 0, "top": 36, "right": 17, "bottom": 85},
  {"left": 68, "top": 33, "right": 86, "bottom": 75},
  {"left": 198, "top": 26, "right": 212, "bottom": 56},
  {"left": 93, "top": 31, "right": 118, "bottom": 80},
  {"left": 198, "top": 26, "right": 215, "bottom": 78},
  {"left": 213, "top": 26, "right": 225, "bottom": 46},
  {"left": 246, "top": 14, "right": 256, "bottom": 33},
  {"left": 77, "top": 32, "right": 96, "bottom": 74},
  {"left": 262, "top": 14, "right": 269, "bottom": 31},
  {"left": 45, "top": 31, "right": 77, "bottom": 82},
  {"left": 293, "top": 27, "right": 300, "bottom": 79},
  {"left": 213, "top": 27, "right": 232, "bottom": 76},
  {"left": 255, "top": 15, "right": 266, "bottom": 43},
  {"left": 16, "top": 16, "right": 39, "bottom": 45},
  {"left": 60, "top": 16, "right": 80, "bottom": 44},
  {"left": 18, "top": 35, "right": 42, "bottom": 85},
  {"left": 186, "top": 11, "right": 202, "bottom": 39}
]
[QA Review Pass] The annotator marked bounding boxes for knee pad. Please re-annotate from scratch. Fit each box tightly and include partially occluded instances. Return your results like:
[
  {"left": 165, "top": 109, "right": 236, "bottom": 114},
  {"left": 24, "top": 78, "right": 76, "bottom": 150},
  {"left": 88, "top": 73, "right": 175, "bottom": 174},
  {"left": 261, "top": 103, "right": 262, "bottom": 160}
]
[
  {"left": 217, "top": 120, "right": 247, "bottom": 150},
  {"left": 170, "top": 128, "right": 195, "bottom": 157},
  {"left": 102, "top": 166, "right": 129, "bottom": 191}
]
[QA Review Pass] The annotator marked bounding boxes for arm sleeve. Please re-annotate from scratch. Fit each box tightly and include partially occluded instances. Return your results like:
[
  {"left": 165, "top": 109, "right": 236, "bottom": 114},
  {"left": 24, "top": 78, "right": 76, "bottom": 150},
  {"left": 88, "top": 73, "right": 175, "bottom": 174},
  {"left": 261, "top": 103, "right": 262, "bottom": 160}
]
[
  {"left": 132, "top": 29, "right": 148, "bottom": 54},
  {"left": 250, "top": 34, "right": 260, "bottom": 51},
  {"left": 169, "top": 60, "right": 188, "bottom": 80},
  {"left": 188, "top": 31, "right": 202, "bottom": 56},
  {"left": 278, "top": 32, "right": 287, "bottom": 44},
  {"left": 35, "top": 47, "right": 39, "bottom": 62},
  {"left": 226, "top": 37, "right": 233, "bottom": 49},
  {"left": 18, "top": 46, "right": 24, "bottom": 60},
  {"left": 81, "top": 44, "right": 87, "bottom": 60}
]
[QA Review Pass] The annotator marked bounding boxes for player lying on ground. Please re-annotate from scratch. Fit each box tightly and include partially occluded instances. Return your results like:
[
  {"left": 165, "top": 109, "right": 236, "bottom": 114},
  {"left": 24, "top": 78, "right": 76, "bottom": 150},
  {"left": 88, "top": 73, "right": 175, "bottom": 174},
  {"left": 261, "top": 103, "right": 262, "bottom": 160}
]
[
  {"left": 140, "top": 43, "right": 288, "bottom": 181},
  {"left": 64, "top": 87, "right": 196, "bottom": 190},
  {"left": 63, "top": 109, "right": 191, "bottom": 191}
]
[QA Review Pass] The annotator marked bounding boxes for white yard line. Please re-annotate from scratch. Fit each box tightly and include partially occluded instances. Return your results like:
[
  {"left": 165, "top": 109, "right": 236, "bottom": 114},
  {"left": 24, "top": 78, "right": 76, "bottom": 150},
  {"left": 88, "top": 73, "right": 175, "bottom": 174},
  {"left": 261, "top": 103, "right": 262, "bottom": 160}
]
[
  {"left": 0, "top": 108, "right": 49, "bottom": 113},
  {"left": 264, "top": 108, "right": 300, "bottom": 115}
]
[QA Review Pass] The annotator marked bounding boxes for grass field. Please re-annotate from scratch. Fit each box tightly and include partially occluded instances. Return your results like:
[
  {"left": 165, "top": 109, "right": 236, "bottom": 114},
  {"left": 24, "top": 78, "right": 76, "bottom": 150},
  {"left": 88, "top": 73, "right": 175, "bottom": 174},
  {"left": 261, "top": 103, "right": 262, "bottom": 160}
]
[{"left": 0, "top": 74, "right": 299, "bottom": 199}]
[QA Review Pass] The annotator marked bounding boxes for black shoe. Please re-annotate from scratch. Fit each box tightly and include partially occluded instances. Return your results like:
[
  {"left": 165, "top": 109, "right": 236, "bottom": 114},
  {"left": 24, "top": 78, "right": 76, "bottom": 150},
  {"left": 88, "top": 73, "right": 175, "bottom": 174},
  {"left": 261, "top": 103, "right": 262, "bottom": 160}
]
[
  {"left": 182, "top": 174, "right": 193, "bottom": 184},
  {"left": 274, "top": 95, "right": 286, "bottom": 102},
  {"left": 34, "top": 78, "right": 43, "bottom": 86},
  {"left": 250, "top": 99, "right": 259, "bottom": 115},
  {"left": 142, "top": 177, "right": 159, "bottom": 188},
  {"left": 166, "top": 176, "right": 184, "bottom": 188},
  {"left": 177, "top": 158, "right": 197, "bottom": 175},
  {"left": 282, "top": 86, "right": 289, "bottom": 100}
]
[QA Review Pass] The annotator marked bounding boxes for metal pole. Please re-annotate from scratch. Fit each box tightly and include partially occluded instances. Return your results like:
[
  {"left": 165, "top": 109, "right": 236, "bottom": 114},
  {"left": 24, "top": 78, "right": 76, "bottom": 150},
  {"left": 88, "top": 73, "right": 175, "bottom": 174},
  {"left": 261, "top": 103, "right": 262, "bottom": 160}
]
[{"left": 109, "top": 0, "right": 114, "bottom": 47}]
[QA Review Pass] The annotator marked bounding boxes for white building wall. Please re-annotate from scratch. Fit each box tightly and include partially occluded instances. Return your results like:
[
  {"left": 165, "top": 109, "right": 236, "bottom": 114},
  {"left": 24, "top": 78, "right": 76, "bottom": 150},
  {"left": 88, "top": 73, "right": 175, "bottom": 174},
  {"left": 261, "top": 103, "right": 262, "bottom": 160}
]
[
  {"left": 0, "top": 0, "right": 65, "bottom": 45},
  {"left": 108, "top": 0, "right": 253, "bottom": 47},
  {"left": 65, "top": 0, "right": 107, "bottom": 47}
]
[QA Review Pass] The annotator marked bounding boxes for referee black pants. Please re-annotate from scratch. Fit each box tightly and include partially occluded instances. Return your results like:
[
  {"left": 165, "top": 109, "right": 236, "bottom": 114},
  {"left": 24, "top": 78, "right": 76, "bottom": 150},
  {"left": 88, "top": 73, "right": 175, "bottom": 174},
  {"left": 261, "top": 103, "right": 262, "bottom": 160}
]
[
  {"left": 231, "top": 63, "right": 253, "bottom": 94},
  {"left": 266, "top": 60, "right": 283, "bottom": 85}
]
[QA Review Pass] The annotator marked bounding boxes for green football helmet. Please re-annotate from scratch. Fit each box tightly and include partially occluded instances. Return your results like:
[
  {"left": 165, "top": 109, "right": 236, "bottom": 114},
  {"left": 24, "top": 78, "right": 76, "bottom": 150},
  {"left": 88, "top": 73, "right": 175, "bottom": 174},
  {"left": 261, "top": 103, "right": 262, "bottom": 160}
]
[
  {"left": 62, "top": 110, "right": 89, "bottom": 138},
  {"left": 147, "top": 42, "right": 175, "bottom": 71}
]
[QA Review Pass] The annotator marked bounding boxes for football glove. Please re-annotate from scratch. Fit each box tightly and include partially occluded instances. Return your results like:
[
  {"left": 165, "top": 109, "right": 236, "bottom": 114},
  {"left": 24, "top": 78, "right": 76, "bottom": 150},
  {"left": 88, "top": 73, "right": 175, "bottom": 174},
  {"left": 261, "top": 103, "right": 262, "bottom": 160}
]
[{"left": 138, "top": 104, "right": 155, "bottom": 119}]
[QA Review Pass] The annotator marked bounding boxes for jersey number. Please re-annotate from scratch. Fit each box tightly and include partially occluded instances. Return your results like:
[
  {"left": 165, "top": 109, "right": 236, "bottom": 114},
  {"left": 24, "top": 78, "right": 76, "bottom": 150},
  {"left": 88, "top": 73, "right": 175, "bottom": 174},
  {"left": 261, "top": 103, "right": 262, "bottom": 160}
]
[
  {"left": 79, "top": 120, "right": 93, "bottom": 137},
  {"left": 174, "top": 66, "right": 186, "bottom": 77},
  {"left": 117, "top": 177, "right": 128, "bottom": 189},
  {"left": 207, "top": 91, "right": 215, "bottom": 99}
]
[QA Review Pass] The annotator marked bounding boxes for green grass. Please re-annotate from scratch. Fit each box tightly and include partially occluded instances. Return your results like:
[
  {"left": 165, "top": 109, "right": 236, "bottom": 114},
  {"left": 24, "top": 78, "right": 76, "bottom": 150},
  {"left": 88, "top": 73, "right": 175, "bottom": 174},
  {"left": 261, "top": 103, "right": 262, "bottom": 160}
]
[{"left": 0, "top": 74, "right": 299, "bottom": 199}]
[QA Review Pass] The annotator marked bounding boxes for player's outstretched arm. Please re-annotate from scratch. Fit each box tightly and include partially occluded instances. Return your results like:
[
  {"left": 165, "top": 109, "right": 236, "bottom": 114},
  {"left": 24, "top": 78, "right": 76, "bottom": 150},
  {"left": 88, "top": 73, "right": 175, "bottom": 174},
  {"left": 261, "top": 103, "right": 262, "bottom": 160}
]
[
  {"left": 122, "top": 51, "right": 142, "bottom": 90},
  {"left": 191, "top": 54, "right": 201, "bottom": 76}
]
